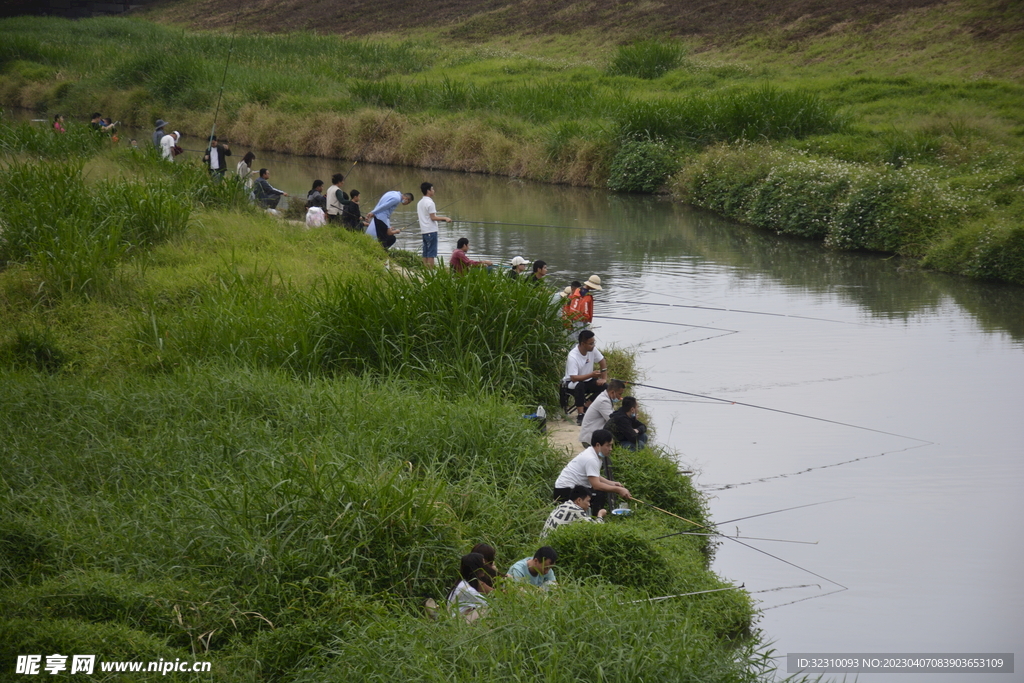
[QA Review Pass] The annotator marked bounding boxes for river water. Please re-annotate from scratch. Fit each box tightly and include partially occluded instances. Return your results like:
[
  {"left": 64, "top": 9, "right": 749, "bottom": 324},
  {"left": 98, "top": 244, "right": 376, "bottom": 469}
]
[
  {"left": 16, "top": 113, "right": 1021, "bottom": 680},
  {"left": 250, "top": 152, "right": 1022, "bottom": 682}
]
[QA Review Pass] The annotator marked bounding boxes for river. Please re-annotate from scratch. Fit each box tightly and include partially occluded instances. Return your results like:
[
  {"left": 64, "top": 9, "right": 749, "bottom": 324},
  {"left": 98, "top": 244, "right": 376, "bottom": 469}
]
[
  {"left": 17, "top": 114, "right": 1024, "bottom": 680},
  {"left": 249, "top": 151, "right": 1022, "bottom": 682}
]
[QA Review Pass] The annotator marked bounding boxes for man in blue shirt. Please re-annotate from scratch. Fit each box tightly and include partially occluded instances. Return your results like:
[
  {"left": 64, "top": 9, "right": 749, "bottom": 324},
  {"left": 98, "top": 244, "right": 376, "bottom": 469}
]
[
  {"left": 365, "top": 190, "right": 414, "bottom": 250},
  {"left": 507, "top": 546, "right": 557, "bottom": 589}
]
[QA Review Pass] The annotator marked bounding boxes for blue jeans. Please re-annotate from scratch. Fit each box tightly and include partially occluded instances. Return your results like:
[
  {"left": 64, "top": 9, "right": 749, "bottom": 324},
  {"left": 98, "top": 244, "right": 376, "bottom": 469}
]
[{"left": 422, "top": 232, "right": 438, "bottom": 258}]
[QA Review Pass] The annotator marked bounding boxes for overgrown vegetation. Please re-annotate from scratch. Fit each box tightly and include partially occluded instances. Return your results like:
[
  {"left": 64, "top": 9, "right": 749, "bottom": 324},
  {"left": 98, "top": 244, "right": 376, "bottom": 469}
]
[
  {"left": 0, "top": 116, "right": 770, "bottom": 681},
  {"left": 3, "top": 4, "right": 1020, "bottom": 283}
]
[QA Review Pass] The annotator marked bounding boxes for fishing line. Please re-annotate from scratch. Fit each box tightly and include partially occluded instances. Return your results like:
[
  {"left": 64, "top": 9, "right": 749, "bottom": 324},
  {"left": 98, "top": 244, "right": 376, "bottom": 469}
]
[
  {"left": 749, "top": 583, "right": 819, "bottom": 594},
  {"left": 610, "top": 298, "right": 883, "bottom": 328},
  {"left": 456, "top": 219, "right": 613, "bottom": 232},
  {"left": 594, "top": 315, "right": 738, "bottom": 334},
  {"left": 630, "top": 382, "right": 934, "bottom": 445},
  {"left": 655, "top": 531, "right": 818, "bottom": 545},
  {"left": 761, "top": 586, "right": 848, "bottom": 610},
  {"left": 716, "top": 497, "right": 855, "bottom": 527},
  {"left": 700, "top": 440, "right": 934, "bottom": 492},
  {"left": 634, "top": 498, "right": 847, "bottom": 590},
  {"left": 638, "top": 331, "right": 738, "bottom": 352}
]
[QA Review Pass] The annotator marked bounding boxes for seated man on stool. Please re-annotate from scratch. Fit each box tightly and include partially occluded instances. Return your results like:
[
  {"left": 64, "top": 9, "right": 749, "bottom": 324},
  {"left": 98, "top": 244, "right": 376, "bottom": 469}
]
[{"left": 563, "top": 329, "right": 607, "bottom": 426}]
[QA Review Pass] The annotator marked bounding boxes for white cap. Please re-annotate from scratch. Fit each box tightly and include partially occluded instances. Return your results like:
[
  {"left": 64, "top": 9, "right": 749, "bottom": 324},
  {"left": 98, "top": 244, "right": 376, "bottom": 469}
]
[{"left": 510, "top": 256, "right": 529, "bottom": 267}]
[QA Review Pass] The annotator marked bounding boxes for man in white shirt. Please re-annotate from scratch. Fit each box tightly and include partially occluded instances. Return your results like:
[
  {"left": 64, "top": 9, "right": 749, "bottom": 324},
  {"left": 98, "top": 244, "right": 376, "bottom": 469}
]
[
  {"left": 159, "top": 131, "right": 180, "bottom": 161},
  {"left": 563, "top": 329, "right": 607, "bottom": 425},
  {"left": 417, "top": 181, "right": 452, "bottom": 268},
  {"left": 553, "top": 429, "right": 630, "bottom": 516},
  {"left": 579, "top": 379, "right": 625, "bottom": 447}
]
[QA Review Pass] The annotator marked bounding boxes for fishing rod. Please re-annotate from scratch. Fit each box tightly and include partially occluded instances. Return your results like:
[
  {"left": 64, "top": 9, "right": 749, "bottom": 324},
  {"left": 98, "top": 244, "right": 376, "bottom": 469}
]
[
  {"left": 623, "top": 584, "right": 743, "bottom": 604},
  {"left": 208, "top": 0, "right": 246, "bottom": 143},
  {"left": 655, "top": 531, "right": 818, "bottom": 545},
  {"left": 630, "top": 382, "right": 934, "bottom": 445}
]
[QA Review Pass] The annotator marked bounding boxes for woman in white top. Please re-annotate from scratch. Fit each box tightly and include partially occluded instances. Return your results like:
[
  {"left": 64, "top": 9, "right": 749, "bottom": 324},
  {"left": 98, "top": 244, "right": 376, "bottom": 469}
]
[
  {"left": 446, "top": 552, "right": 494, "bottom": 622},
  {"left": 236, "top": 152, "right": 256, "bottom": 188}
]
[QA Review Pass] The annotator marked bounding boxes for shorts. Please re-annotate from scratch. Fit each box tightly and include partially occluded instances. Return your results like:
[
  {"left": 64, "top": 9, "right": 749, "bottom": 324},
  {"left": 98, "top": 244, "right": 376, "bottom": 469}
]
[{"left": 422, "top": 232, "right": 439, "bottom": 258}]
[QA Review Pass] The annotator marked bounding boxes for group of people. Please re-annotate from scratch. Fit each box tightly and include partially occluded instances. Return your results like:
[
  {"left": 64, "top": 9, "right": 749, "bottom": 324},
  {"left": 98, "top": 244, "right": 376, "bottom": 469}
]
[
  {"left": 445, "top": 544, "right": 558, "bottom": 622},
  {"left": 445, "top": 329, "right": 649, "bottom": 622}
]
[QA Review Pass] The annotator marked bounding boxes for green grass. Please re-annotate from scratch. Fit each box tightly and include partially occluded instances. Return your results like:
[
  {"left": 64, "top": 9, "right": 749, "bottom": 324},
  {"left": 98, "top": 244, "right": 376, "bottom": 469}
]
[
  {"left": 3, "top": 5, "right": 1020, "bottom": 281},
  {"left": 0, "top": 136, "right": 774, "bottom": 682}
]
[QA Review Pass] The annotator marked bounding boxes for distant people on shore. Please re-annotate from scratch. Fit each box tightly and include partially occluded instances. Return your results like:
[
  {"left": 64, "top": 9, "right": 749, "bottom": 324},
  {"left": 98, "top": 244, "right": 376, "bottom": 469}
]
[
  {"left": 253, "top": 168, "right": 288, "bottom": 212},
  {"left": 307, "top": 179, "right": 327, "bottom": 211},
  {"left": 365, "top": 190, "right": 413, "bottom": 250},
  {"left": 450, "top": 237, "right": 493, "bottom": 274},
  {"left": 52, "top": 114, "right": 65, "bottom": 133},
  {"left": 566, "top": 275, "right": 601, "bottom": 327},
  {"left": 326, "top": 173, "right": 349, "bottom": 225},
  {"left": 417, "top": 182, "right": 452, "bottom": 268},
  {"left": 153, "top": 119, "right": 168, "bottom": 148},
  {"left": 528, "top": 260, "right": 548, "bottom": 285},
  {"left": 160, "top": 131, "right": 181, "bottom": 161},
  {"left": 342, "top": 190, "right": 365, "bottom": 231},
  {"left": 507, "top": 256, "right": 529, "bottom": 279},
  {"left": 236, "top": 152, "right": 256, "bottom": 188},
  {"left": 605, "top": 395, "right": 648, "bottom": 451},
  {"left": 203, "top": 136, "right": 232, "bottom": 179}
]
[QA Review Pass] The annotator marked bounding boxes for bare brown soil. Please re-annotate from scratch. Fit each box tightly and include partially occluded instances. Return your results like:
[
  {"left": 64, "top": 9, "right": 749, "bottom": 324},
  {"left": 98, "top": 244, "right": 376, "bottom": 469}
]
[{"left": 142, "top": 0, "right": 955, "bottom": 43}]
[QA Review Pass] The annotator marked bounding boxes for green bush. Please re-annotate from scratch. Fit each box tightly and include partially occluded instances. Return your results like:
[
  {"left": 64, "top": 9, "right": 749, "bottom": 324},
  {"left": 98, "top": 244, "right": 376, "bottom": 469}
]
[
  {"left": 924, "top": 220, "right": 1024, "bottom": 284},
  {"left": 607, "top": 39, "right": 686, "bottom": 80},
  {"left": 607, "top": 138, "right": 680, "bottom": 193},
  {"left": 547, "top": 522, "right": 677, "bottom": 593}
]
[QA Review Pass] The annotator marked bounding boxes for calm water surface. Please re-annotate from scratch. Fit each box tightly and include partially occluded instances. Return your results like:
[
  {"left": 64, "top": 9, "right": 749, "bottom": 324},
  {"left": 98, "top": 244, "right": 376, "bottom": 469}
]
[{"left": 256, "top": 151, "right": 1024, "bottom": 682}]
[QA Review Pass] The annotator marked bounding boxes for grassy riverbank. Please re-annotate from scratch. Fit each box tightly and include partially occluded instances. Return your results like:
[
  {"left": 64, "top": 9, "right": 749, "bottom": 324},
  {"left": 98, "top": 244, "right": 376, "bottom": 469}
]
[
  {"left": 0, "top": 120, "right": 771, "bottom": 681},
  {"left": 2, "top": 0, "right": 1023, "bottom": 284}
]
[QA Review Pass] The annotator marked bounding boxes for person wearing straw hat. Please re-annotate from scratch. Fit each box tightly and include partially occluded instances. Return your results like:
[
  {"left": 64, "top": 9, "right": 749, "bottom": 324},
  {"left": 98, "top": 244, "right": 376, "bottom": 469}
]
[
  {"left": 507, "top": 256, "right": 529, "bottom": 280},
  {"left": 566, "top": 274, "right": 602, "bottom": 326}
]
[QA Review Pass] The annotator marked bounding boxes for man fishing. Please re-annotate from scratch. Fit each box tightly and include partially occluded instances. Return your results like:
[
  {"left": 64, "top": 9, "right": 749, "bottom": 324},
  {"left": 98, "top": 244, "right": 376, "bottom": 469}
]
[
  {"left": 553, "top": 430, "right": 630, "bottom": 517},
  {"left": 564, "top": 329, "right": 607, "bottom": 425},
  {"left": 541, "top": 485, "right": 606, "bottom": 538},
  {"left": 365, "top": 190, "right": 413, "bottom": 250}
]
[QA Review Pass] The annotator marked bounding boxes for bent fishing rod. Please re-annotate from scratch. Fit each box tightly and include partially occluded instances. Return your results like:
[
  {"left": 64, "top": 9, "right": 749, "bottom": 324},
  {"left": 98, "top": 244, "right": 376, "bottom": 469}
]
[{"left": 629, "top": 382, "right": 934, "bottom": 445}]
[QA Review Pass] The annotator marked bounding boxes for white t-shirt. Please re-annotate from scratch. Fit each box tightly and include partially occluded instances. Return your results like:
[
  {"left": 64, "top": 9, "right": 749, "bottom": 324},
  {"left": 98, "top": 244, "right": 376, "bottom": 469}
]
[
  {"left": 563, "top": 345, "right": 605, "bottom": 389},
  {"left": 417, "top": 196, "right": 439, "bottom": 235},
  {"left": 208, "top": 146, "right": 220, "bottom": 170},
  {"left": 447, "top": 580, "right": 487, "bottom": 614},
  {"left": 160, "top": 134, "right": 176, "bottom": 161},
  {"left": 554, "top": 446, "right": 603, "bottom": 489},
  {"left": 579, "top": 390, "right": 614, "bottom": 445}
]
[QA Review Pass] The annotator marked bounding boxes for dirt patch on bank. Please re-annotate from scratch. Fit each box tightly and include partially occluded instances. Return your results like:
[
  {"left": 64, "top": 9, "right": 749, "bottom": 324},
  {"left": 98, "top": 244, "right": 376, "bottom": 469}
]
[{"left": 142, "top": 0, "right": 959, "bottom": 43}]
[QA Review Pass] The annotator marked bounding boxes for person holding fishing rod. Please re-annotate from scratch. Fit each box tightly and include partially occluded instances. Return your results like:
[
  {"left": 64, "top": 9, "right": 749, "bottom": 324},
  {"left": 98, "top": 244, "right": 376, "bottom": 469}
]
[
  {"left": 365, "top": 189, "right": 414, "bottom": 250},
  {"left": 417, "top": 181, "right": 452, "bottom": 268},
  {"left": 553, "top": 429, "right": 631, "bottom": 517}
]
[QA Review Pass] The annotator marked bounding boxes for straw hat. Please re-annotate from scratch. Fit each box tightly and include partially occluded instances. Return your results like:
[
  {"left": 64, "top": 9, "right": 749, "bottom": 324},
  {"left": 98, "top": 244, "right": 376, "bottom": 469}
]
[
  {"left": 584, "top": 275, "right": 603, "bottom": 290},
  {"left": 562, "top": 286, "right": 573, "bottom": 297}
]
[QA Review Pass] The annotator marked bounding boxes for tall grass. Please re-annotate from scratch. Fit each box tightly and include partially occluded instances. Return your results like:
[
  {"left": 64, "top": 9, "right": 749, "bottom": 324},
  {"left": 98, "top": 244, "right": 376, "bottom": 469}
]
[
  {"left": 615, "top": 84, "right": 846, "bottom": 144},
  {"left": 607, "top": 39, "right": 687, "bottom": 80},
  {"left": 0, "top": 367, "right": 763, "bottom": 681}
]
